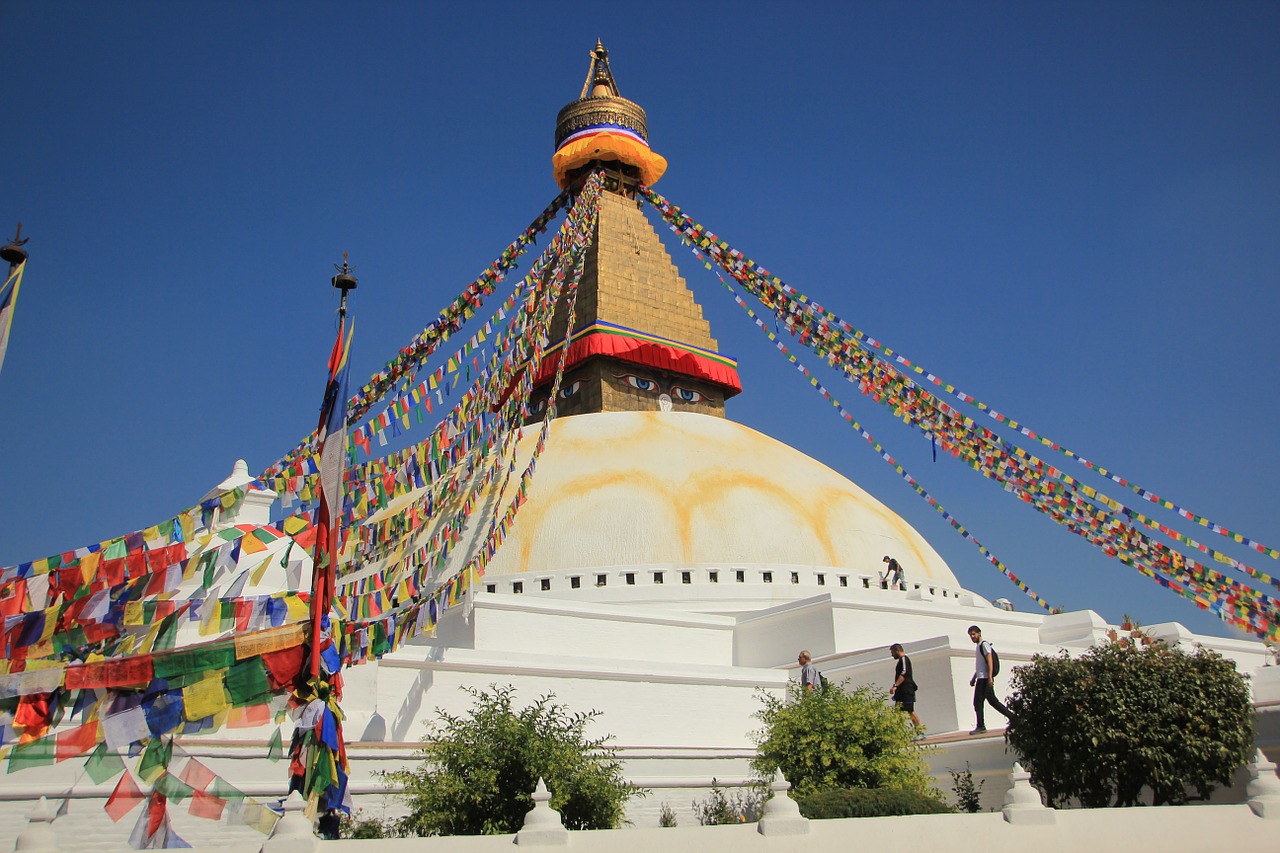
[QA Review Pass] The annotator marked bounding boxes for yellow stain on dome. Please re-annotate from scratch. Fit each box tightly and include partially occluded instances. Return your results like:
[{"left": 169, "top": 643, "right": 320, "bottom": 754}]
[{"left": 452, "top": 412, "right": 962, "bottom": 586}]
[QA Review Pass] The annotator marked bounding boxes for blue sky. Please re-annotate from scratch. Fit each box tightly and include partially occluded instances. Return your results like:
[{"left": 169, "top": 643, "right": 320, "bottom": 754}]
[{"left": 2, "top": 2, "right": 1277, "bottom": 639}]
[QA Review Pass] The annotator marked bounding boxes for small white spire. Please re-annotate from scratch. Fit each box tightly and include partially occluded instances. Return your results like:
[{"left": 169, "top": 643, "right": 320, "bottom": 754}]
[
  {"left": 517, "top": 778, "right": 569, "bottom": 845},
  {"left": 757, "top": 770, "right": 809, "bottom": 836}
]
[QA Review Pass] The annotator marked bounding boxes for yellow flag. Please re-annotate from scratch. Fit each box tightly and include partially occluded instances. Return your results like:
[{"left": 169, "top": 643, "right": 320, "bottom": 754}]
[
  {"left": 282, "top": 515, "right": 309, "bottom": 535},
  {"left": 183, "top": 672, "right": 230, "bottom": 721}
]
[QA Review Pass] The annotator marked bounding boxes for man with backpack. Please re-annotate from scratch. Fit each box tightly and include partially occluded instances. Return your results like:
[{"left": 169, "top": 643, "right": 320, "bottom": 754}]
[
  {"left": 798, "top": 649, "right": 821, "bottom": 691},
  {"left": 968, "top": 625, "right": 1013, "bottom": 734}
]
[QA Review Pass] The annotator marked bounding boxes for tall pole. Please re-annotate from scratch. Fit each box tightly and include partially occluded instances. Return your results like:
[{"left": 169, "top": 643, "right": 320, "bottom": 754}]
[
  {"left": 309, "top": 253, "right": 358, "bottom": 679},
  {"left": 0, "top": 223, "right": 27, "bottom": 274},
  {"left": 0, "top": 224, "right": 30, "bottom": 373}
]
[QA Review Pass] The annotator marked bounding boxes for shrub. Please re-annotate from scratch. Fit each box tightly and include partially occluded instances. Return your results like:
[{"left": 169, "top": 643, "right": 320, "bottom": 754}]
[
  {"left": 948, "top": 762, "right": 984, "bottom": 813},
  {"left": 383, "top": 684, "right": 642, "bottom": 835},
  {"left": 797, "top": 787, "right": 954, "bottom": 818},
  {"left": 658, "top": 802, "right": 678, "bottom": 827},
  {"left": 751, "top": 680, "right": 934, "bottom": 795},
  {"left": 1006, "top": 641, "right": 1253, "bottom": 807},
  {"left": 692, "top": 780, "right": 767, "bottom": 825},
  {"left": 339, "top": 814, "right": 396, "bottom": 839}
]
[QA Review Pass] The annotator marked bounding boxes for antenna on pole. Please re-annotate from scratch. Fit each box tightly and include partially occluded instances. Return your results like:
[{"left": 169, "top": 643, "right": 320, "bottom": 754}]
[
  {"left": 331, "top": 251, "right": 357, "bottom": 318},
  {"left": 1, "top": 223, "right": 29, "bottom": 273}
]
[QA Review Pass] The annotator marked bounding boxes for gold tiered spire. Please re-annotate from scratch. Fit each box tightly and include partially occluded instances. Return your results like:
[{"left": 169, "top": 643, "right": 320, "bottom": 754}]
[{"left": 529, "top": 45, "right": 741, "bottom": 421}]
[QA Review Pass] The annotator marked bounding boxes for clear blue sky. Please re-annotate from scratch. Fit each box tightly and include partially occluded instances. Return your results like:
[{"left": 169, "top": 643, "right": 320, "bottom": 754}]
[{"left": 2, "top": 2, "right": 1277, "bottom": 639}]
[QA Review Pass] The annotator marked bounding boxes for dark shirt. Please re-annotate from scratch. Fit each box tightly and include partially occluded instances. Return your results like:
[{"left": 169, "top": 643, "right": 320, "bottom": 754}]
[{"left": 894, "top": 655, "right": 916, "bottom": 700}]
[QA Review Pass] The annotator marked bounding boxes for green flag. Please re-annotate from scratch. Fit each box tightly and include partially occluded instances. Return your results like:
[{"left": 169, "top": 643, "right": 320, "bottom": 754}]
[
  {"left": 266, "top": 727, "right": 283, "bottom": 763},
  {"left": 7, "top": 736, "right": 56, "bottom": 772},
  {"left": 152, "top": 643, "right": 235, "bottom": 681},
  {"left": 85, "top": 742, "right": 126, "bottom": 785},
  {"left": 306, "top": 747, "right": 335, "bottom": 799},
  {"left": 136, "top": 737, "right": 172, "bottom": 783},
  {"left": 154, "top": 771, "right": 194, "bottom": 803},
  {"left": 225, "top": 657, "right": 270, "bottom": 707},
  {"left": 209, "top": 776, "right": 245, "bottom": 802}
]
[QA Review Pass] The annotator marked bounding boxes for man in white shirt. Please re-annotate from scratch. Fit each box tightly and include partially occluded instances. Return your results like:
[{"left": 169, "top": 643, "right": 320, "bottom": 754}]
[{"left": 968, "top": 625, "right": 1013, "bottom": 734}]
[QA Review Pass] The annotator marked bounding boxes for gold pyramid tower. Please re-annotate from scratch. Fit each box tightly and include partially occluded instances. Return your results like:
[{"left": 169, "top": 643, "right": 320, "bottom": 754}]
[{"left": 531, "top": 42, "right": 742, "bottom": 420}]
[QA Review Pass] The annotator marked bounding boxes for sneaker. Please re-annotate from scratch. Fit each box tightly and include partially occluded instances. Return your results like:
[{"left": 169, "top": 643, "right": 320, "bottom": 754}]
[{"left": 969, "top": 727, "right": 987, "bottom": 735}]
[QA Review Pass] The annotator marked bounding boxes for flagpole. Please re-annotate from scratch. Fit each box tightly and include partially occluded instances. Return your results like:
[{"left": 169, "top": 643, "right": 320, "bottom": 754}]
[
  {"left": 0, "top": 223, "right": 26, "bottom": 274},
  {"left": 309, "top": 253, "right": 358, "bottom": 679},
  {"left": 0, "top": 223, "right": 30, "bottom": 373}
]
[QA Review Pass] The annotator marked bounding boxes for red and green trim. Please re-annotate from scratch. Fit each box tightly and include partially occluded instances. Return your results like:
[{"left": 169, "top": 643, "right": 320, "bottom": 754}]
[{"left": 530, "top": 321, "right": 741, "bottom": 396}]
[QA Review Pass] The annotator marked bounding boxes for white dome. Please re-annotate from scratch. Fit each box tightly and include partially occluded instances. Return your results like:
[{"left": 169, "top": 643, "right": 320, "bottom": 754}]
[{"left": 398, "top": 411, "right": 959, "bottom": 586}]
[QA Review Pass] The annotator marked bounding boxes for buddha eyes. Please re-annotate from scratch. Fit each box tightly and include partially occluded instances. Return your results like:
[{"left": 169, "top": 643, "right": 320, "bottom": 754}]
[
  {"left": 614, "top": 374, "right": 706, "bottom": 404},
  {"left": 558, "top": 380, "right": 583, "bottom": 399},
  {"left": 670, "top": 385, "right": 705, "bottom": 404},
  {"left": 619, "top": 374, "right": 658, "bottom": 393}
]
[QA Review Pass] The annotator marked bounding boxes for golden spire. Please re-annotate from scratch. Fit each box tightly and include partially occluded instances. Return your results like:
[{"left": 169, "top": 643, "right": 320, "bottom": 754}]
[
  {"left": 553, "top": 42, "right": 666, "bottom": 190},
  {"left": 580, "top": 39, "right": 621, "bottom": 99}
]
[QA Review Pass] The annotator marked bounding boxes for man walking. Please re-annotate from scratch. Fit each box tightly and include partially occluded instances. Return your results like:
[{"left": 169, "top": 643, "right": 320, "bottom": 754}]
[
  {"left": 968, "top": 625, "right": 1012, "bottom": 734},
  {"left": 798, "top": 649, "right": 820, "bottom": 691},
  {"left": 888, "top": 643, "right": 921, "bottom": 728}
]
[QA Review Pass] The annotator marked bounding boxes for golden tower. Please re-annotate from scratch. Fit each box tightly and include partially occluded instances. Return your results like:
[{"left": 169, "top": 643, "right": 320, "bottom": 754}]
[{"left": 531, "top": 42, "right": 742, "bottom": 420}]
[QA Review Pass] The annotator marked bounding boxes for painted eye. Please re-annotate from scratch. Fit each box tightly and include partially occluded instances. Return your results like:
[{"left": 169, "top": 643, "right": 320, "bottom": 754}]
[
  {"left": 558, "top": 380, "right": 583, "bottom": 400},
  {"left": 670, "top": 385, "right": 706, "bottom": 404},
  {"left": 529, "top": 398, "right": 547, "bottom": 414},
  {"left": 618, "top": 374, "right": 658, "bottom": 393}
]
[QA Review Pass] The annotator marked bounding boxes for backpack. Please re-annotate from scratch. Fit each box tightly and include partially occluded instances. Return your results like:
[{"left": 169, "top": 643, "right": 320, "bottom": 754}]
[
  {"left": 819, "top": 673, "right": 830, "bottom": 689},
  {"left": 989, "top": 645, "right": 1001, "bottom": 677}
]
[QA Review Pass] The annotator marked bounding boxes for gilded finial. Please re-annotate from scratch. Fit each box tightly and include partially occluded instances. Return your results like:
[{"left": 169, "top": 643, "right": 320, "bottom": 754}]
[
  {"left": 579, "top": 39, "right": 619, "bottom": 99},
  {"left": 1, "top": 223, "right": 28, "bottom": 268}
]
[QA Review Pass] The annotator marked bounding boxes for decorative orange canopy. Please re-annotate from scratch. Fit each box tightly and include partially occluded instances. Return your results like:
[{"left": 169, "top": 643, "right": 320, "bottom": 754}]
[{"left": 552, "top": 41, "right": 667, "bottom": 189}]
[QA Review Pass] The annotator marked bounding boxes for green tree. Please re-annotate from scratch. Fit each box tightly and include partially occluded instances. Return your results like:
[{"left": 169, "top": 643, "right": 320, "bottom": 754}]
[
  {"left": 383, "top": 684, "right": 642, "bottom": 835},
  {"left": 1006, "top": 641, "right": 1254, "bottom": 807},
  {"left": 751, "top": 681, "right": 934, "bottom": 795}
]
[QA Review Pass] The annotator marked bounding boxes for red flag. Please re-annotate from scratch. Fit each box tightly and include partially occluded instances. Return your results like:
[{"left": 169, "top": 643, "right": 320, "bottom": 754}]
[
  {"left": 188, "top": 789, "right": 225, "bottom": 821},
  {"left": 310, "top": 318, "right": 352, "bottom": 676},
  {"left": 104, "top": 771, "right": 145, "bottom": 822},
  {"left": 177, "top": 758, "right": 215, "bottom": 793},
  {"left": 55, "top": 721, "right": 101, "bottom": 761},
  {"left": 14, "top": 693, "right": 53, "bottom": 742}
]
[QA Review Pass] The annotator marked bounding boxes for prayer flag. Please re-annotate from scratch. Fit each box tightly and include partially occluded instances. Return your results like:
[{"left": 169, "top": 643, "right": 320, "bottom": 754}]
[
  {"left": 6, "top": 735, "right": 55, "bottom": 772},
  {"left": 266, "top": 727, "right": 283, "bottom": 762},
  {"left": 55, "top": 720, "right": 100, "bottom": 761},
  {"left": 85, "top": 741, "right": 127, "bottom": 784},
  {"left": 154, "top": 770, "right": 195, "bottom": 803},
  {"left": 137, "top": 736, "right": 172, "bottom": 783},
  {"left": 188, "top": 789, "right": 226, "bottom": 821},
  {"left": 177, "top": 757, "right": 215, "bottom": 793},
  {"left": 310, "top": 317, "right": 353, "bottom": 676},
  {"left": 105, "top": 770, "right": 146, "bottom": 822}
]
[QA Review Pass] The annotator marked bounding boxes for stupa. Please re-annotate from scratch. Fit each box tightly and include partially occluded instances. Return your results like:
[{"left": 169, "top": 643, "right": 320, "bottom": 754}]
[{"left": 0, "top": 43, "right": 1276, "bottom": 850}]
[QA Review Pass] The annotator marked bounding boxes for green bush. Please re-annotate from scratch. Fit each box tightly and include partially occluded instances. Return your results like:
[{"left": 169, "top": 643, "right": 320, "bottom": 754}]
[
  {"left": 751, "top": 680, "right": 935, "bottom": 795},
  {"left": 948, "top": 762, "right": 984, "bottom": 813},
  {"left": 383, "top": 684, "right": 642, "bottom": 835},
  {"left": 797, "top": 787, "right": 954, "bottom": 818},
  {"left": 1006, "top": 641, "right": 1253, "bottom": 807},
  {"left": 692, "top": 780, "right": 767, "bottom": 825},
  {"left": 339, "top": 814, "right": 398, "bottom": 839}
]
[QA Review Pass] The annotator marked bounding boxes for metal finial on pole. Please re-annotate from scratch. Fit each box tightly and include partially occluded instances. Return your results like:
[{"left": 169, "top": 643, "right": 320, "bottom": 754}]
[
  {"left": 331, "top": 251, "right": 358, "bottom": 318},
  {"left": 1, "top": 223, "right": 29, "bottom": 272}
]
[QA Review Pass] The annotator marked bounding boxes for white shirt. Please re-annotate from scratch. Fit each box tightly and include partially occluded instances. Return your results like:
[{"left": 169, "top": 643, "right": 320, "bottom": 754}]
[{"left": 975, "top": 640, "right": 992, "bottom": 679}]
